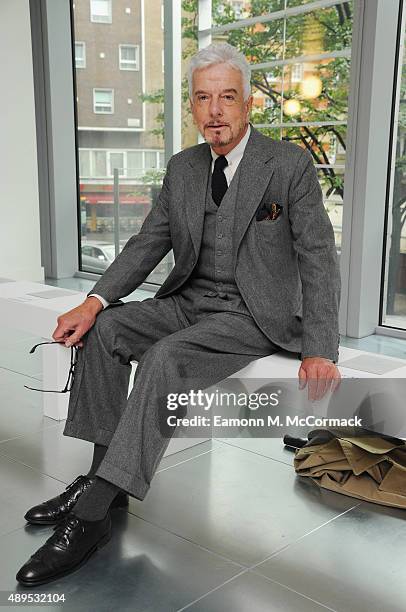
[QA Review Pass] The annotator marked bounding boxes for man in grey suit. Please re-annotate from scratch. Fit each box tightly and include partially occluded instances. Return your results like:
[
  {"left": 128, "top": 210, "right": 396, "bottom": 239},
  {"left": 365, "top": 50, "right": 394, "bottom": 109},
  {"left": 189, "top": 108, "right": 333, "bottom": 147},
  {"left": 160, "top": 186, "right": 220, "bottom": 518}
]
[{"left": 17, "top": 43, "right": 341, "bottom": 586}]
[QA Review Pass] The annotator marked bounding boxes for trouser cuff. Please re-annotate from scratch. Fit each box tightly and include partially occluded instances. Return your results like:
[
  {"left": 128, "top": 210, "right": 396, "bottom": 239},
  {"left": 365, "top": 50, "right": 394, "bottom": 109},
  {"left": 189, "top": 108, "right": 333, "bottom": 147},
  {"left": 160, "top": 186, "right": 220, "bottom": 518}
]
[
  {"left": 95, "top": 459, "right": 150, "bottom": 501},
  {"left": 62, "top": 420, "right": 115, "bottom": 446}
]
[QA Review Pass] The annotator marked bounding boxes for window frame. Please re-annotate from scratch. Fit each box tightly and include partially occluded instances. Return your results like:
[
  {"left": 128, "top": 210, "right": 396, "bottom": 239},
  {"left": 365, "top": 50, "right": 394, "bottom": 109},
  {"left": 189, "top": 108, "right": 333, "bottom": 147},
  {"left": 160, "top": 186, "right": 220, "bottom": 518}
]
[
  {"left": 90, "top": 0, "right": 112, "bottom": 24},
  {"left": 93, "top": 88, "right": 114, "bottom": 114},
  {"left": 77, "top": 148, "right": 164, "bottom": 179},
  {"left": 119, "top": 44, "right": 140, "bottom": 71},
  {"left": 74, "top": 41, "right": 86, "bottom": 68}
]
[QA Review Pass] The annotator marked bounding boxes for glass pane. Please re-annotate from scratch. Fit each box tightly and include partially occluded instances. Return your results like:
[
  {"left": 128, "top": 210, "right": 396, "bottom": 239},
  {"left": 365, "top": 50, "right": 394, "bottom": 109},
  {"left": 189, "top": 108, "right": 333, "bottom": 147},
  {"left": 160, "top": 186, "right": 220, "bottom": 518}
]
[
  {"left": 317, "top": 166, "right": 345, "bottom": 253},
  {"left": 110, "top": 152, "right": 124, "bottom": 176},
  {"left": 127, "top": 151, "right": 143, "bottom": 178},
  {"left": 252, "top": 126, "right": 283, "bottom": 142},
  {"left": 93, "top": 151, "right": 107, "bottom": 177},
  {"left": 73, "top": 0, "right": 165, "bottom": 283},
  {"left": 94, "top": 90, "right": 111, "bottom": 104},
  {"left": 285, "top": 4, "right": 353, "bottom": 60},
  {"left": 79, "top": 150, "right": 90, "bottom": 177},
  {"left": 121, "top": 46, "right": 136, "bottom": 61},
  {"left": 145, "top": 151, "right": 158, "bottom": 169},
  {"left": 91, "top": 0, "right": 110, "bottom": 17},
  {"left": 213, "top": 0, "right": 285, "bottom": 25},
  {"left": 282, "top": 123, "right": 347, "bottom": 167},
  {"left": 210, "top": 20, "right": 285, "bottom": 63},
  {"left": 382, "top": 17, "right": 406, "bottom": 328}
]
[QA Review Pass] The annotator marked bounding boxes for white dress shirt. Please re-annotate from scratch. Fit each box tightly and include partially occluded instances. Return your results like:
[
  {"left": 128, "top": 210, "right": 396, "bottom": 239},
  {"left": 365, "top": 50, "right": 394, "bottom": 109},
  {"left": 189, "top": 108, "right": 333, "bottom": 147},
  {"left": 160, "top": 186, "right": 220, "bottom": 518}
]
[
  {"left": 89, "top": 124, "right": 252, "bottom": 310},
  {"left": 210, "top": 123, "right": 251, "bottom": 186}
]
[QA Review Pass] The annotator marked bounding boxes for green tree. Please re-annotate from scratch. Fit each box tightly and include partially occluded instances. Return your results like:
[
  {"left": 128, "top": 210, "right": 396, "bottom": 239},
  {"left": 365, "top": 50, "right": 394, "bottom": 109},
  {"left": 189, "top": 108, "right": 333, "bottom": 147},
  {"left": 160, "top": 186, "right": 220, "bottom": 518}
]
[{"left": 181, "top": 0, "right": 352, "bottom": 201}]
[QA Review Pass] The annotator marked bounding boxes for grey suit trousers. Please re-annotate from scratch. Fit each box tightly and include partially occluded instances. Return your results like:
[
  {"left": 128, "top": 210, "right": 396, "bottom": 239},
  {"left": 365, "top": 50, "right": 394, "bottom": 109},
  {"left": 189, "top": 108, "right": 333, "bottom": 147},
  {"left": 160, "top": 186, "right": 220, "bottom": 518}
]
[{"left": 62, "top": 295, "right": 280, "bottom": 500}]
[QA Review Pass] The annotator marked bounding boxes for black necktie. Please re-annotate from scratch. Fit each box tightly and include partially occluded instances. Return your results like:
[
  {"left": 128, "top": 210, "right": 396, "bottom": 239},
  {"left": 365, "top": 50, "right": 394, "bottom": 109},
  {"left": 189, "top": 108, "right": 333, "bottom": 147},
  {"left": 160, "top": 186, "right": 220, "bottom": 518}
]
[{"left": 212, "top": 155, "right": 228, "bottom": 206}]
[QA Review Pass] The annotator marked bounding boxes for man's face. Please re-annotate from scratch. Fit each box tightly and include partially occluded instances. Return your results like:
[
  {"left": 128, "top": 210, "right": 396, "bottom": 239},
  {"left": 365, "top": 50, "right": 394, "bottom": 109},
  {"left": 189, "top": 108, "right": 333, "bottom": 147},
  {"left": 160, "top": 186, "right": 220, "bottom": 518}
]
[{"left": 190, "top": 63, "right": 253, "bottom": 155}]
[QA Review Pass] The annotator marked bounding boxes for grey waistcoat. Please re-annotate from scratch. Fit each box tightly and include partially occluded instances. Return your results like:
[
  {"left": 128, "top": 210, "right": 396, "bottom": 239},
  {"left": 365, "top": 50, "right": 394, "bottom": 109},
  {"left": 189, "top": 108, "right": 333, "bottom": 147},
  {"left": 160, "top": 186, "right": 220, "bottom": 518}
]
[{"left": 178, "top": 162, "right": 251, "bottom": 317}]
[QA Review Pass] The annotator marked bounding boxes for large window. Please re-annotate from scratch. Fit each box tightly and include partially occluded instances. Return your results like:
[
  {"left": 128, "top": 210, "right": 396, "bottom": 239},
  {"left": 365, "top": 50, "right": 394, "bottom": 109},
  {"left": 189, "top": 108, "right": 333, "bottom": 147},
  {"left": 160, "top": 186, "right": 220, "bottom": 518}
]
[
  {"left": 382, "top": 2, "right": 406, "bottom": 330},
  {"left": 200, "top": 0, "right": 354, "bottom": 254},
  {"left": 72, "top": 0, "right": 168, "bottom": 284},
  {"left": 72, "top": 0, "right": 354, "bottom": 286}
]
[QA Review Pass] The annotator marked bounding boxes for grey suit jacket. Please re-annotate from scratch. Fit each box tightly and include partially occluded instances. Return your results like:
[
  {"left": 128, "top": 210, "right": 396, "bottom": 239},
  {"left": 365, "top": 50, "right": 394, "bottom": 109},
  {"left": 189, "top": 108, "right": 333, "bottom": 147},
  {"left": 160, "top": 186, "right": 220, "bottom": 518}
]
[{"left": 90, "top": 125, "right": 341, "bottom": 362}]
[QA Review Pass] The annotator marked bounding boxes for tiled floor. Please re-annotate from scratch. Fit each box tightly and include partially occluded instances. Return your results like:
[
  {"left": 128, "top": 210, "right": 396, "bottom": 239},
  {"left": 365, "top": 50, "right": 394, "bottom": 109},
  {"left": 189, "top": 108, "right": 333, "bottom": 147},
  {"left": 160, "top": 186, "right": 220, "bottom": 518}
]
[{"left": 1, "top": 277, "right": 406, "bottom": 611}]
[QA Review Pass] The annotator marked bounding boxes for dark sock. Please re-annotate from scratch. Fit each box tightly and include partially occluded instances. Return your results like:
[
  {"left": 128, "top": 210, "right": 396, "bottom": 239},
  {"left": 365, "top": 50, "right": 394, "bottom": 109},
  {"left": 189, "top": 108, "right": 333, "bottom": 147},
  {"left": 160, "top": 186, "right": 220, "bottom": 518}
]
[
  {"left": 86, "top": 443, "right": 108, "bottom": 477},
  {"left": 73, "top": 476, "right": 122, "bottom": 521}
]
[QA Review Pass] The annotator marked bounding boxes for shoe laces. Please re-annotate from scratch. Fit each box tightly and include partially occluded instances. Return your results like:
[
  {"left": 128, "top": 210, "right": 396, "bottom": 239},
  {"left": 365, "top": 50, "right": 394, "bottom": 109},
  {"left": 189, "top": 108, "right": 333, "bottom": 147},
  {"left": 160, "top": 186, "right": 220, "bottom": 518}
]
[
  {"left": 64, "top": 475, "right": 88, "bottom": 493},
  {"left": 50, "top": 515, "right": 83, "bottom": 548}
]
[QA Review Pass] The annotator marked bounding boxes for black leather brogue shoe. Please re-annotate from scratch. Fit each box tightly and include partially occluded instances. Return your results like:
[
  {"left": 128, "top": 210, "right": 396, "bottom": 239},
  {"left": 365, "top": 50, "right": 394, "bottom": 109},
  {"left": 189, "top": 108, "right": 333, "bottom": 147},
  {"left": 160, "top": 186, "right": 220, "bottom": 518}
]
[
  {"left": 24, "top": 475, "right": 129, "bottom": 525},
  {"left": 16, "top": 512, "right": 111, "bottom": 587}
]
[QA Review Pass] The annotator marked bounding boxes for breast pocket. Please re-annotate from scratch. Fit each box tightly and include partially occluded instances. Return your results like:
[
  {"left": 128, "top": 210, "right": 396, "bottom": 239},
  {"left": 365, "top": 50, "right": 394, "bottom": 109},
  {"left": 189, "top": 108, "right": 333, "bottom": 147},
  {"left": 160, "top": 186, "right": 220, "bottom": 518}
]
[{"left": 255, "top": 215, "right": 284, "bottom": 240}]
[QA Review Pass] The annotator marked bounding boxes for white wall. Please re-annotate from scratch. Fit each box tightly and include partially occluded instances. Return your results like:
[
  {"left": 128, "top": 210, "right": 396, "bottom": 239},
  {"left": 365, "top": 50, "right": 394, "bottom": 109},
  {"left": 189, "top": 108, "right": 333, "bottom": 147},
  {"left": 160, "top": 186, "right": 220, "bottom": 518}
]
[{"left": 0, "top": 0, "right": 44, "bottom": 281}]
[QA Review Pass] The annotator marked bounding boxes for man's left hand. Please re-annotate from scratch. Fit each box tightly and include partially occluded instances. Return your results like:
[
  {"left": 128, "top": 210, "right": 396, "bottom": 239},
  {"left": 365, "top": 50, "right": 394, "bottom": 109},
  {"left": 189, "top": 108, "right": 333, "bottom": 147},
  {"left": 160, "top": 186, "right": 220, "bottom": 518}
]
[{"left": 298, "top": 357, "right": 341, "bottom": 402}]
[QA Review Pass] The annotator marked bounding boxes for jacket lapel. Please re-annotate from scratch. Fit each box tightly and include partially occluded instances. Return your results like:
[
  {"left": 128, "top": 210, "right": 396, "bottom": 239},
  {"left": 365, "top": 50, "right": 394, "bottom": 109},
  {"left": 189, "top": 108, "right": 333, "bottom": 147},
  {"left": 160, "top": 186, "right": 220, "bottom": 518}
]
[
  {"left": 184, "top": 144, "right": 212, "bottom": 257},
  {"left": 233, "top": 127, "right": 277, "bottom": 256}
]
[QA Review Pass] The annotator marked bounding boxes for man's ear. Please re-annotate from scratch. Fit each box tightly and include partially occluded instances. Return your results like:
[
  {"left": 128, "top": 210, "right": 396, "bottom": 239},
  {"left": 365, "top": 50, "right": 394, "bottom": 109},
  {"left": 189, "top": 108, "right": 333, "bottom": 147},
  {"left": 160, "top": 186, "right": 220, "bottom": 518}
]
[
  {"left": 189, "top": 98, "right": 196, "bottom": 123},
  {"left": 246, "top": 94, "right": 253, "bottom": 118}
]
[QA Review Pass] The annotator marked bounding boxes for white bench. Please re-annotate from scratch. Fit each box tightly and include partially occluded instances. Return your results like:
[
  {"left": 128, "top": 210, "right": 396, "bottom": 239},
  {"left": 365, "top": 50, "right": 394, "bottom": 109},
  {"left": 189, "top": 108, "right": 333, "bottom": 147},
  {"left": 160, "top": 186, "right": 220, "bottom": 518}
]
[
  {"left": 0, "top": 279, "right": 208, "bottom": 456},
  {"left": 2, "top": 278, "right": 406, "bottom": 441}
]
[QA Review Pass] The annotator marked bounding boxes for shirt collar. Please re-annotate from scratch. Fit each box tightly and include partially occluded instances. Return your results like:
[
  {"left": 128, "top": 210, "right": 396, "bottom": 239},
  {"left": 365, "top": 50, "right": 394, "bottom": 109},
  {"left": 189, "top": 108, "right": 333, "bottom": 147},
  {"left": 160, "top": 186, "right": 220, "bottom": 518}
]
[{"left": 210, "top": 123, "right": 251, "bottom": 167}]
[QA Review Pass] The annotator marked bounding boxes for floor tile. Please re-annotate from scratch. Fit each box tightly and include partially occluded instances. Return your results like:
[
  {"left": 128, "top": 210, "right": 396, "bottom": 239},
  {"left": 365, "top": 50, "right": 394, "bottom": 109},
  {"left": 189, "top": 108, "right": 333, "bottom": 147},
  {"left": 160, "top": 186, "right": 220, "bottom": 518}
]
[
  {"left": 0, "top": 423, "right": 220, "bottom": 486},
  {"left": 181, "top": 570, "right": 334, "bottom": 612},
  {"left": 340, "top": 334, "right": 406, "bottom": 360},
  {"left": 215, "top": 438, "right": 295, "bottom": 466},
  {"left": 0, "top": 369, "right": 57, "bottom": 443},
  {"left": 157, "top": 439, "right": 221, "bottom": 472},
  {"left": 0, "top": 455, "right": 66, "bottom": 537},
  {"left": 0, "top": 421, "right": 93, "bottom": 483},
  {"left": 1, "top": 511, "right": 242, "bottom": 612},
  {"left": 128, "top": 444, "right": 357, "bottom": 566},
  {"left": 254, "top": 503, "right": 406, "bottom": 612}
]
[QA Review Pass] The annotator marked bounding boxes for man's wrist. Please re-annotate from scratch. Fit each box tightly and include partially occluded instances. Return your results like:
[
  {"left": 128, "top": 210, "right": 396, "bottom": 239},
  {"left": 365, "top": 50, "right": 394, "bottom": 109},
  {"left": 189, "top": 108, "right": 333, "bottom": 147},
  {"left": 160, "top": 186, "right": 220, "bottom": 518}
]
[
  {"left": 88, "top": 293, "right": 109, "bottom": 309},
  {"left": 302, "top": 355, "right": 336, "bottom": 364},
  {"left": 84, "top": 296, "right": 104, "bottom": 314}
]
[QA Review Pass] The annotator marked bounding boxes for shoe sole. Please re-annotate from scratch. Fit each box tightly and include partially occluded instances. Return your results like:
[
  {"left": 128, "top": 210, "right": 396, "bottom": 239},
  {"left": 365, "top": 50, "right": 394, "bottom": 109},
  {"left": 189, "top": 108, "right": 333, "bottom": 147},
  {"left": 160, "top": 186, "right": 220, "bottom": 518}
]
[
  {"left": 24, "top": 496, "right": 129, "bottom": 526},
  {"left": 16, "top": 530, "right": 111, "bottom": 587}
]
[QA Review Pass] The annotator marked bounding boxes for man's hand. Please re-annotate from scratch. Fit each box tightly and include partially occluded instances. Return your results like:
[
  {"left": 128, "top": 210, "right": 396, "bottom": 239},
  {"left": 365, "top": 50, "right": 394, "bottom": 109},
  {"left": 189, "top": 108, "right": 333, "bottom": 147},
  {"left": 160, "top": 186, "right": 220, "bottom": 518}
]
[
  {"left": 298, "top": 356, "right": 341, "bottom": 401},
  {"left": 52, "top": 297, "right": 103, "bottom": 348}
]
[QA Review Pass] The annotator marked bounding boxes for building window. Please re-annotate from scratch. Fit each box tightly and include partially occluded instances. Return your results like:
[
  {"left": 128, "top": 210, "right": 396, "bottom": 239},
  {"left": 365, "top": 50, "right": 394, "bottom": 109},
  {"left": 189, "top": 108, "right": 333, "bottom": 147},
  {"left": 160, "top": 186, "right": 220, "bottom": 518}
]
[
  {"left": 109, "top": 152, "right": 125, "bottom": 177},
  {"left": 93, "top": 151, "right": 107, "bottom": 177},
  {"left": 119, "top": 45, "right": 140, "bottom": 71},
  {"left": 291, "top": 63, "right": 304, "bottom": 83},
  {"left": 231, "top": 0, "right": 244, "bottom": 19},
  {"left": 127, "top": 151, "right": 143, "bottom": 178},
  {"left": 75, "top": 42, "right": 86, "bottom": 69},
  {"left": 79, "top": 150, "right": 91, "bottom": 176},
  {"left": 93, "top": 89, "right": 114, "bottom": 113},
  {"left": 145, "top": 151, "right": 159, "bottom": 169},
  {"left": 90, "top": 0, "right": 112, "bottom": 24}
]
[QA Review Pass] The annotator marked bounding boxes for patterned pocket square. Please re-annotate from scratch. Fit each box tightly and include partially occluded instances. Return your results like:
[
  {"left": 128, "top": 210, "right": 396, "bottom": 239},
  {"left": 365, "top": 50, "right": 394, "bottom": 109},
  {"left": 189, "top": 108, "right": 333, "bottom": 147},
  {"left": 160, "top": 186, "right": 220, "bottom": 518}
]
[{"left": 256, "top": 202, "right": 283, "bottom": 222}]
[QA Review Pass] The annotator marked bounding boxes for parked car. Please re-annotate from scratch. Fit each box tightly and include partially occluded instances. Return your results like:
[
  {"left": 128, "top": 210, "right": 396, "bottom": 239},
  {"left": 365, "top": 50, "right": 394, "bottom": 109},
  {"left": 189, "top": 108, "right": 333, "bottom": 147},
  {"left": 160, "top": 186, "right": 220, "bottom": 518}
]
[{"left": 81, "top": 242, "right": 119, "bottom": 274}]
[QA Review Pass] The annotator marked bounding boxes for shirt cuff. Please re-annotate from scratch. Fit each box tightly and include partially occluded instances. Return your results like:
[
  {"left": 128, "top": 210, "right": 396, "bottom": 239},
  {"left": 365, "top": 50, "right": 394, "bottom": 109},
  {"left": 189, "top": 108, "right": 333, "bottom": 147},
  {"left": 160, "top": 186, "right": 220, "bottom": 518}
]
[{"left": 88, "top": 293, "right": 110, "bottom": 309}]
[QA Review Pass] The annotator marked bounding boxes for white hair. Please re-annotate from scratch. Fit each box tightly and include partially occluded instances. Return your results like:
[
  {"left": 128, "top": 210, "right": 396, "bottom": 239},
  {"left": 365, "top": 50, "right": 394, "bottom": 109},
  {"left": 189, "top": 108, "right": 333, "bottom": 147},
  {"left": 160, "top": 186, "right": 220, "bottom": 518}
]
[{"left": 188, "top": 42, "right": 251, "bottom": 101}]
